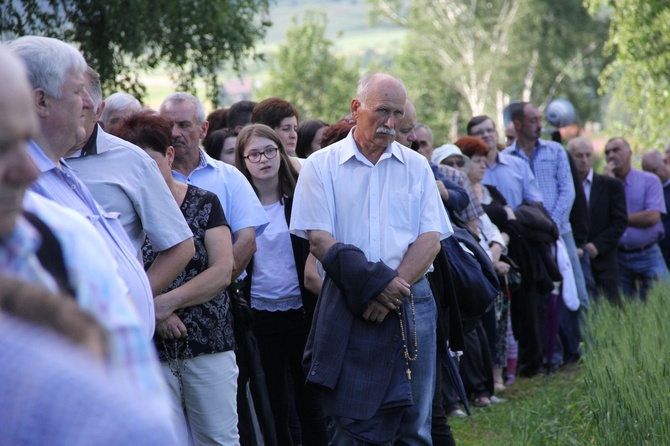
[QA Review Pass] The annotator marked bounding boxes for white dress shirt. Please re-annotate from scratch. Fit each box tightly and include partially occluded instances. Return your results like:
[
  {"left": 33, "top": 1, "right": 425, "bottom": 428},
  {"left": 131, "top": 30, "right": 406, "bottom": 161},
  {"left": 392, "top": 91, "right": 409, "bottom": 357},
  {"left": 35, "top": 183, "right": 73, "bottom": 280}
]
[{"left": 290, "top": 130, "right": 452, "bottom": 270}]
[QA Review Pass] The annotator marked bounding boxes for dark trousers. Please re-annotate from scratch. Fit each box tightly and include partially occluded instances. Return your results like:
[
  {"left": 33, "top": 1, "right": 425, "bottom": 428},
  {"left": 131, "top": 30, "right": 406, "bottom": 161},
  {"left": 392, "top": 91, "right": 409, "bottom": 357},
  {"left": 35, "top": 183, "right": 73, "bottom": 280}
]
[
  {"left": 253, "top": 308, "right": 328, "bottom": 446},
  {"left": 515, "top": 290, "right": 547, "bottom": 377},
  {"left": 431, "top": 350, "right": 457, "bottom": 446},
  {"left": 459, "top": 322, "right": 494, "bottom": 398}
]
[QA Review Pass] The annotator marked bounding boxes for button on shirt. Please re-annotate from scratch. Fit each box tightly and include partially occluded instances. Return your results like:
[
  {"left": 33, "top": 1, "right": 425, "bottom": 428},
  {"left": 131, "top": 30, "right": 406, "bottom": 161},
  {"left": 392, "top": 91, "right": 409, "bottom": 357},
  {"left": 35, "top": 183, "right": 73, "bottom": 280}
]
[
  {"left": 619, "top": 168, "right": 666, "bottom": 250},
  {"left": 482, "top": 151, "right": 543, "bottom": 209},
  {"left": 504, "top": 139, "right": 575, "bottom": 234},
  {"left": 27, "top": 141, "right": 155, "bottom": 337},
  {"left": 289, "top": 131, "right": 453, "bottom": 270}
]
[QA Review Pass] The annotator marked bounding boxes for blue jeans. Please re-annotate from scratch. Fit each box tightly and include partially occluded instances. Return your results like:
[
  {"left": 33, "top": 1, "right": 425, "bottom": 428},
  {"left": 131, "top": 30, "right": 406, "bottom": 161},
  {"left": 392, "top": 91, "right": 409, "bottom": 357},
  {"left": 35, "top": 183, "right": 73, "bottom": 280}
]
[
  {"left": 329, "top": 278, "right": 437, "bottom": 445},
  {"left": 618, "top": 243, "right": 670, "bottom": 300}
]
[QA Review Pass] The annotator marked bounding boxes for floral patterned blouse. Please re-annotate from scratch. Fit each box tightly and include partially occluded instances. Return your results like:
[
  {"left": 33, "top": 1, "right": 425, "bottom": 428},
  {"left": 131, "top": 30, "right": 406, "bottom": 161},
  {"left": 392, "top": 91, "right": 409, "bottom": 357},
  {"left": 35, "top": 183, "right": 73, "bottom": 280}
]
[{"left": 143, "top": 185, "right": 235, "bottom": 360}]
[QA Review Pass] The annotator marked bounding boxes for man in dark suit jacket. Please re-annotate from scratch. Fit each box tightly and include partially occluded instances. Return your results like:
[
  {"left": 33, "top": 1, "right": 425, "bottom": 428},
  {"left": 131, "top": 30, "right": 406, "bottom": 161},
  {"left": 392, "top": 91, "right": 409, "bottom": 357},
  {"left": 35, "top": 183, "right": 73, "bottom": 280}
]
[
  {"left": 641, "top": 149, "right": 670, "bottom": 269},
  {"left": 569, "top": 137, "right": 627, "bottom": 303}
]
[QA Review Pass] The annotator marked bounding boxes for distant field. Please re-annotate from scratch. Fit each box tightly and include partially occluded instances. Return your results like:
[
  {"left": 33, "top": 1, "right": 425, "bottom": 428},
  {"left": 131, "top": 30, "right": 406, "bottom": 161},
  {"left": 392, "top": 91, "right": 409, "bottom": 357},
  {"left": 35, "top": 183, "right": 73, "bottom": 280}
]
[{"left": 141, "top": 0, "right": 406, "bottom": 110}]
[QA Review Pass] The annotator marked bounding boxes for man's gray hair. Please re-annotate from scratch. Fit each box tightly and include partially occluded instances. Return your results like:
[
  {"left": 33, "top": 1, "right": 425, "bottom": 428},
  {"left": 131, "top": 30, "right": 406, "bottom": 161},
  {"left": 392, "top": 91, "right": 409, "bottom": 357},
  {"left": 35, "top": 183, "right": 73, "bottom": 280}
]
[
  {"left": 85, "top": 66, "right": 103, "bottom": 113},
  {"left": 6, "top": 36, "right": 87, "bottom": 99},
  {"left": 355, "top": 72, "right": 407, "bottom": 106},
  {"left": 159, "top": 92, "right": 206, "bottom": 125},
  {"left": 414, "top": 122, "right": 433, "bottom": 143},
  {"left": 567, "top": 136, "right": 592, "bottom": 153},
  {"left": 100, "top": 92, "right": 142, "bottom": 126}
]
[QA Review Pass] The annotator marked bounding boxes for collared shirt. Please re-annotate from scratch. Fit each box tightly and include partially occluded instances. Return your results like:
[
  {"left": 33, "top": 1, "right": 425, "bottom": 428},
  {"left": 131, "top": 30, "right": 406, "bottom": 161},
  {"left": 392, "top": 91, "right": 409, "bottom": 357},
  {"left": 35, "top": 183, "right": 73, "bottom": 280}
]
[
  {"left": 482, "top": 151, "right": 543, "bottom": 209},
  {"left": 619, "top": 168, "right": 666, "bottom": 250},
  {"left": 13, "top": 192, "right": 172, "bottom": 422},
  {"left": 0, "top": 213, "right": 58, "bottom": 292},
  {"left": 67, "top": 125, "right": 192, "bottom": 253},
  {"left": 290, "top": 130, "right": 452, "bottom": 270},
  {"left": 437, "top": 164, "right": 484, "bottom": 222},
  {"left": 582, "top": 169, "right": 594, "bottom": 207},
  {"left": 504, "top": 139, "right": 575, "bottom": 234},
  {"left": 0, "top": 315, "right": 178, "bottom": 445},
  {"left": 172, "top": 149, "right": 268, "bottom": 236},
  {"left": 27, "top": 141, "right": 155, "bottom": 337}
]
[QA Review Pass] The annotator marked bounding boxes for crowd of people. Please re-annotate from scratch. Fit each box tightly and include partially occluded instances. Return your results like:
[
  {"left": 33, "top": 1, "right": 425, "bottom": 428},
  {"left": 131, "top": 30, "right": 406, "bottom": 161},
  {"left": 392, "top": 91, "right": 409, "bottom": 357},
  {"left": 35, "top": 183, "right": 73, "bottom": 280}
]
[{"left": 2, "top": 34, "right": 669, "bottom": 445}]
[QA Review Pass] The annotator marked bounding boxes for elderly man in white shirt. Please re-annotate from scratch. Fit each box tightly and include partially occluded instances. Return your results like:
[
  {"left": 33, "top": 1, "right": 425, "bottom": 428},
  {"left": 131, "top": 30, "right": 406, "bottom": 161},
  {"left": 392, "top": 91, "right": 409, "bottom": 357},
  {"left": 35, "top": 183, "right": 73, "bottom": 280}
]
[{"left": 291, "top": 72, "right": 452, "bottom": 445}]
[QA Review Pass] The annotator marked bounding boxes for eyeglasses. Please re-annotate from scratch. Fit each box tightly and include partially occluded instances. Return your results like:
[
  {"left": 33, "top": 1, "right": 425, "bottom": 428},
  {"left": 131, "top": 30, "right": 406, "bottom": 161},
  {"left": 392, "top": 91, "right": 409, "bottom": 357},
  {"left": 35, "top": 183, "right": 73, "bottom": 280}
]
[
  {"left": 243, "top": 147, "right": 278, "bottom": 163},
  {"left": 442, "top": 159, "right": 465, "bottom": 168}
]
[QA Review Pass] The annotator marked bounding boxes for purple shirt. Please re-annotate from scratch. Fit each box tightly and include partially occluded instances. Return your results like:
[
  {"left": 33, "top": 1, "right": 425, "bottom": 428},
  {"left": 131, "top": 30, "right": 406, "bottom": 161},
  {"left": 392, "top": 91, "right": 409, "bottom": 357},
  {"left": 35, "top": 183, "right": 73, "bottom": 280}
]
[{"left": 619, "top": 168, "right": 666, "bottom": 250}]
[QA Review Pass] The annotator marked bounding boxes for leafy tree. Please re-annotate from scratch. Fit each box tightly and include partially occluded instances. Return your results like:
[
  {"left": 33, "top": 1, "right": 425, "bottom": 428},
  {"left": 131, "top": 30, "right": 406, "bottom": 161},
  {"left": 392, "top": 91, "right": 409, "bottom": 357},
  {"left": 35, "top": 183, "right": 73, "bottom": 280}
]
[
  {"left": 367, "top": 0, "right": 607, "bottom": 136},
  {"left": 585, "top": 0, "right": 670, "bottom": 149},
  {"left": 2, "top": 0, "right": 271, "bottom": 105},
  {"left": 256, "top": 9, "right": 360, "bottom": 123}
]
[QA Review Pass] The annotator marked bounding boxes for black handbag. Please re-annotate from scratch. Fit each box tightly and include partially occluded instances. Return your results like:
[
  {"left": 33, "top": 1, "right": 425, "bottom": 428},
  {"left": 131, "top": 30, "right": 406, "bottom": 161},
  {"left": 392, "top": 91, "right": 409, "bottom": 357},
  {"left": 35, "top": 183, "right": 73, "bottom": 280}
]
[{"left": 499, "top": 254, "right": 522, "bottom": 291}]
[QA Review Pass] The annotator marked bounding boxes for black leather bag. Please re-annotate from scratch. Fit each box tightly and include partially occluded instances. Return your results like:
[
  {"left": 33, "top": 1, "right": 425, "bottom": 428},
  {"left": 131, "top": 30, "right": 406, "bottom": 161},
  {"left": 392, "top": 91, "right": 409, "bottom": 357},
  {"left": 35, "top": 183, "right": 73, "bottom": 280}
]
[{"left": 499, "top": 254, "right": 522, "bottom": 291}]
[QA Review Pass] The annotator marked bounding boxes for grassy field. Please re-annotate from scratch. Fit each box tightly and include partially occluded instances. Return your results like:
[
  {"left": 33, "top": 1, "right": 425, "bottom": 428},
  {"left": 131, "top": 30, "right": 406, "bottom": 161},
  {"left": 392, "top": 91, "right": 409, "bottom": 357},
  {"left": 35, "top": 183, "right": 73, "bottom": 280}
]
[{"left": 450, "top": 363, "right": 590, "bottom": 445}]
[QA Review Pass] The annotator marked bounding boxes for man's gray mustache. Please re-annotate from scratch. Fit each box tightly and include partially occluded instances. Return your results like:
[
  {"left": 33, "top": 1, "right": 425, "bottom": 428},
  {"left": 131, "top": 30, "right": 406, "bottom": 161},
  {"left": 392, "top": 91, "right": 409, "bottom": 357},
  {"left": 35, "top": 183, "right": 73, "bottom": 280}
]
[{"left": 376, "top": 127, "right": 395, "bottom": 136}]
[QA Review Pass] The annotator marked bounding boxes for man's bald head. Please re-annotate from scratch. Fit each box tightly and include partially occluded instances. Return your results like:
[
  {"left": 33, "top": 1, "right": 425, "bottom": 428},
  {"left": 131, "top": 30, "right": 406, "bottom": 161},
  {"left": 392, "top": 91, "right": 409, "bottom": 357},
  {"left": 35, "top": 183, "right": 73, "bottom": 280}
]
[
  {"left": 642, "top": 149, "right": 670, "bottom": 184},
  {"left": 0, "top": 46, "right": 41, "bottom": 237},
  {"left": 396, "top": 100, "right": 417, "bottom": 148},
  {"left": 567, "top": 137, "right": 594, "bottom": 181}
]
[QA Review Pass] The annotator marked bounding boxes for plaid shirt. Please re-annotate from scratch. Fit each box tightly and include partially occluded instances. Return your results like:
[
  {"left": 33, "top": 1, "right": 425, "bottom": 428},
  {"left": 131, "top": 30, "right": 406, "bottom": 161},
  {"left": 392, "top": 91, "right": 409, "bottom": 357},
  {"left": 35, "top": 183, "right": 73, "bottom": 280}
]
[
  {"left": 504, "top": 139, "right": 575, "bottom": 234},
  {"left": 437, "top": 164, "right": 484, "bottom": 222}
]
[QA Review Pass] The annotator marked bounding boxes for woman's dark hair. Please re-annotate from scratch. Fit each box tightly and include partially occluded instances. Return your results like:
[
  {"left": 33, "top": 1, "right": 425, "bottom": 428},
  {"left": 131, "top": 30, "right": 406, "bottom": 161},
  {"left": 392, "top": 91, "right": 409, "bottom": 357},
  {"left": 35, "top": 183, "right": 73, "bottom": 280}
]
[
  {"left": 204, "top": 128, "right": 237, "bottom": 160},
  {"left": 296, "top": 119, "right": 328, "bottom": 158},
  {"left": 320, "top": 117, "right": 356, "bottom": 148},
  {"left": 251, "top": 97, "right": 299, "bottom": 129},
  {"left": 454, "top": 136, "right": 489, "bottom": 158},
  {"left": 235, "top": 124, "right": 298, "bottom": 199},
  {"left": 206, "top": 108, "right": 229, "bottom": 133},
  {"left": 115, "top": 110, "right": 171, "bottom": 154}
]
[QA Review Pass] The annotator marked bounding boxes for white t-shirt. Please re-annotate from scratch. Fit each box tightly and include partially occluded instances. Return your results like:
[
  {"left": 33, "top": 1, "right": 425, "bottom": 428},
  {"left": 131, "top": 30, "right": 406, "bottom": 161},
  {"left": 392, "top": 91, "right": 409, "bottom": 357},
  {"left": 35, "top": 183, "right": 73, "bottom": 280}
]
[{"left": 250, "top": 200, "right": 302, "bottom": 311}]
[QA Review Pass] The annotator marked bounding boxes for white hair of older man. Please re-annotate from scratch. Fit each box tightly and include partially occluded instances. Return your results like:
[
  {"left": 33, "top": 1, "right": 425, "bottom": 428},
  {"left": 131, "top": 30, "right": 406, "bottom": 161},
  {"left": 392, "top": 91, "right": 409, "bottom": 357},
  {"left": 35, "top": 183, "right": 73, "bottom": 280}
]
[{"left": 6, "top": 36, "right": 87, "bottom": 99}]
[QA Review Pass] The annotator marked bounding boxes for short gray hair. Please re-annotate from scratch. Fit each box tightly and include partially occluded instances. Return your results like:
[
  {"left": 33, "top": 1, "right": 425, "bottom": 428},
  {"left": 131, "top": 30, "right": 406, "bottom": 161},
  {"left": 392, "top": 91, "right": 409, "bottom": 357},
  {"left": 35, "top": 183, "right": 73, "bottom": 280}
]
[
  {"left": 6, "top": 36, "right": 87, "bottom": 99},
  {"left": 159, "top": 92, "right": 206, "bottom": 125},
  {"left": 100, "top": 92, "right": 142, "bottom": 126},
  {"left": 355, "top": 72, "right": 407, "bottom": 106},
  {"left": 85, "top": 66, "right": 103, "bottom": 113},
  {"left": 414, "top": 122, "right": 433, "bottom": 143}
]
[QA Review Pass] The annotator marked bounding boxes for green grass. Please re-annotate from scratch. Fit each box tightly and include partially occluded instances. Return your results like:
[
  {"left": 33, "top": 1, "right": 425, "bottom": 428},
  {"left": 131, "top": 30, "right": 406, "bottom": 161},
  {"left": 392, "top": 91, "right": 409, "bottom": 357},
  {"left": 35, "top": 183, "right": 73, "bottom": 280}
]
[
  {"left": 451, "top": 282, "right": 670, "bottom": 445},
  {"left": 450, "top": 363, "right": 590, "bottom": 445}
]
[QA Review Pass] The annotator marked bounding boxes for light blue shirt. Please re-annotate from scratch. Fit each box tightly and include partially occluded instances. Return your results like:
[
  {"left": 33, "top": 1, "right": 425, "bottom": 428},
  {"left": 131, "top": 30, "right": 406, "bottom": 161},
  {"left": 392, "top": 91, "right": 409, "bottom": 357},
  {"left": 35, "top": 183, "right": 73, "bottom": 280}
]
[
  {"left": 482, "top": 151, "right": 543, "bottom": 210},
  {"left": 67, "top": 126, "right": 193, "bottom": 253},
  {"left": 583, "top": 168, "right": 594, "bottom": 207},
  {"left": 18, "top": 191, "right": 173, "bottom": 422},
  {"left": 504, "top": 139, "right": 575, "bottom": 234},
  {"left": 171, "top": 149, "right": 268, "bottom": 236},
  {"left": 27, "top": 141, "right": 155, "bottom": 337},
  {"left": 290, "top": 130, "right": 452, "bottom": 270}
]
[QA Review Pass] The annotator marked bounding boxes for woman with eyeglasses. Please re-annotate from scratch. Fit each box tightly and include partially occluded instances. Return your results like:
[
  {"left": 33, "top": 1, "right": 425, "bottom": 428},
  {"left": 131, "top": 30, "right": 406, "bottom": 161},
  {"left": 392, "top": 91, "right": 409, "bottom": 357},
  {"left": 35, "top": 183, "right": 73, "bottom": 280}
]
[{"left": 235, "top": 124, "right": 327, "bottom": 445}]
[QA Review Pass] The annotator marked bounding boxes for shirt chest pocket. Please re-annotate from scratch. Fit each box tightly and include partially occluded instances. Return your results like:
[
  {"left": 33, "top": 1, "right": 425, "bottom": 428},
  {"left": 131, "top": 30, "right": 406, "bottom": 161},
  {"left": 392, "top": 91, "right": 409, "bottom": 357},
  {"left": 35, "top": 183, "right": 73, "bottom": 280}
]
[{"left": 388, "top": 190, "right": 420, "bottom": 231}]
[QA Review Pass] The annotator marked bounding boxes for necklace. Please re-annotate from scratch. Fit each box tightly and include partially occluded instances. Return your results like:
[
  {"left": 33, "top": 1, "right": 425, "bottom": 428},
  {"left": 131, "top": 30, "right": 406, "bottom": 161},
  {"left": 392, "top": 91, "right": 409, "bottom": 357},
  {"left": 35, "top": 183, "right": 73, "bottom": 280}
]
[
  {"left": 163, "top": 337, "right": 189, "bottom": 409},
  {"left": 396, "top": 293, "right": 418, "bottom": 380}
]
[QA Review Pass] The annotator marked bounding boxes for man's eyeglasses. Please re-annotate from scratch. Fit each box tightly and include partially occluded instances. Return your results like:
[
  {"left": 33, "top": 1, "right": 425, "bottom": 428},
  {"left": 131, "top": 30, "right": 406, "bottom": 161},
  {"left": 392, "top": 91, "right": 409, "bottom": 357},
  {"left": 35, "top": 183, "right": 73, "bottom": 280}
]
[
  {"left": 442, "top": 159, "right": 465, "bottom": 168},
  {"left": 243, "top": 147, "right": 278, "bottom": 163}
]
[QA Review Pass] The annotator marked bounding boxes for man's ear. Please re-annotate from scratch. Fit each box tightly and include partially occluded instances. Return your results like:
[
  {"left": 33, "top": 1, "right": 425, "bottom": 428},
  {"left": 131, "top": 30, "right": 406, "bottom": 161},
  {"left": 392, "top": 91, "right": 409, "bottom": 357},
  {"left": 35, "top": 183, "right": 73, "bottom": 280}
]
[
  {"left": 33, "top": 89, "right": 49, "bottom": 118},
  {"left": 350, "top": 98, "right": 361, "bottom": 120},
  {"left": 199, "top": 120, "right": 209, "bottom": 141},
  {"left": 95, "top": 101, "right": 106, "bottom": 122}
]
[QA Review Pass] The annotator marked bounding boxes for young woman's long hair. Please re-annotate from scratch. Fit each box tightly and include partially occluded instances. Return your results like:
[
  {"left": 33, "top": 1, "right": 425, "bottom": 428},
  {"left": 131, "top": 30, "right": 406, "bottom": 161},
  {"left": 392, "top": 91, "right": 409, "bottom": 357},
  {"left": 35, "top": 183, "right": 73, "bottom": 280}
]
[{"left": 235, "top": 124, "right": 298, "bottom": 200}]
